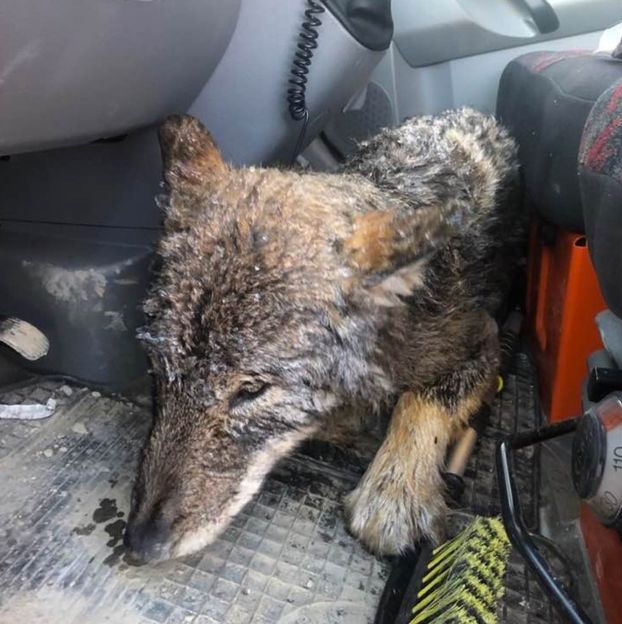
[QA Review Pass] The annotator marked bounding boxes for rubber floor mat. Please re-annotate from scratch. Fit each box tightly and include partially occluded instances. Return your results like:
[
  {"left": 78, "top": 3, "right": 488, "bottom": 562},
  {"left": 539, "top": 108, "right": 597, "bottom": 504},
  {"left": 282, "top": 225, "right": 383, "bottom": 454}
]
[
  {"left": 0, "top": 353, "right": 596, "bottom": 624},
  {"left": 0, "top": 381, "right": 389, "bottom": 624}
]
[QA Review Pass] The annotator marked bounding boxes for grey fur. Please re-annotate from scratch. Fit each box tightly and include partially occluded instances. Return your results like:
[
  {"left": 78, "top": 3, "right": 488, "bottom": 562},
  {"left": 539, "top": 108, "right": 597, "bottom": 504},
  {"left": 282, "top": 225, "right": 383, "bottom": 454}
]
[{"left": 124, "top": 108, "right": 521, "bottom": 562}]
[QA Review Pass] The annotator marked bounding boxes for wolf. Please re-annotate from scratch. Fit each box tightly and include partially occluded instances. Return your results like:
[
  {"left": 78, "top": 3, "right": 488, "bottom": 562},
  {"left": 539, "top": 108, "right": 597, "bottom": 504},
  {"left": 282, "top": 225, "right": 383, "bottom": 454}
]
[{"left": 124, "top": 108, "right": 519, "bottom": 562}]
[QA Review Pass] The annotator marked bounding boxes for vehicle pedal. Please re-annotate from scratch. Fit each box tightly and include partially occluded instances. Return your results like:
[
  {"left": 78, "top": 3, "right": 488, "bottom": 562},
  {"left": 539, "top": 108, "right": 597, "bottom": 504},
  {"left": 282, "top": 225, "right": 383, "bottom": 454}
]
[{"left": 0, "top": 317, "right": 50, "bottom": 361}]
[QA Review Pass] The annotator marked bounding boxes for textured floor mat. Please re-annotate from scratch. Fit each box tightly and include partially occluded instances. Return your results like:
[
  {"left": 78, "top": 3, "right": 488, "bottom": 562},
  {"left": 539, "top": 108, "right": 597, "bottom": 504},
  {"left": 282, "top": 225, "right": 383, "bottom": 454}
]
[
  {"left": 0, "top": 380, "right": 388, "bottom": 624},
  {"left": 0, "top": 353, "right": 596, "bottom": 624},
  {"left": 459, "top": 352, "right": 540, "bottom": 527}
]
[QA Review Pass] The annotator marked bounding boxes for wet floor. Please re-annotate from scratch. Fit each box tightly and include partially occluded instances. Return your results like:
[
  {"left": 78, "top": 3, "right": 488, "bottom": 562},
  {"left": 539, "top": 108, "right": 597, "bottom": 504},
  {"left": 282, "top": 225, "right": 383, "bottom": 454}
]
[{"left": 0, "top": 380, "right": 388, "bottom": 624}]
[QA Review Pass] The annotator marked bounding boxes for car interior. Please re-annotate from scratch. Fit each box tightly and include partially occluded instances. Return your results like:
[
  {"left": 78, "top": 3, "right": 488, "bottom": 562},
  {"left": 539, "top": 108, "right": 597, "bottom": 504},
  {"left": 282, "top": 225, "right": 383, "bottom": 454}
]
[{"left": 0, "top": 1, "right": 621, "bottom": 623}]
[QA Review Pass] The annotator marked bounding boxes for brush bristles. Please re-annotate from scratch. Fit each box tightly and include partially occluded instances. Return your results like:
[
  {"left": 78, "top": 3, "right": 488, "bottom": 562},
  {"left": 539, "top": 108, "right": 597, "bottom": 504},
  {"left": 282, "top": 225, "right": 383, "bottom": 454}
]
[{"left": 411, "top": 517, "right": 510, "bottom": 624}]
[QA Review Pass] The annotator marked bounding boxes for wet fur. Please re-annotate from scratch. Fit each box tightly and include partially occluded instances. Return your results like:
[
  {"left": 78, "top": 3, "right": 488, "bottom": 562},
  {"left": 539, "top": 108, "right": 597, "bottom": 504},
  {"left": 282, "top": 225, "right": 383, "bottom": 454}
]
[{"left": 126, "top": 109, "right": 521, "bottom": 561}]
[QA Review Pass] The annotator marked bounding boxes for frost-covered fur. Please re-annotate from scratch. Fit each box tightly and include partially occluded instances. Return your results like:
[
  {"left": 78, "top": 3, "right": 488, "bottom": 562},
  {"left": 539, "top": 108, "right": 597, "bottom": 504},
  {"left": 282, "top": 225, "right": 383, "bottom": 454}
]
[{"left": 124, "top": 109, "right": 521, "bottom": 562}]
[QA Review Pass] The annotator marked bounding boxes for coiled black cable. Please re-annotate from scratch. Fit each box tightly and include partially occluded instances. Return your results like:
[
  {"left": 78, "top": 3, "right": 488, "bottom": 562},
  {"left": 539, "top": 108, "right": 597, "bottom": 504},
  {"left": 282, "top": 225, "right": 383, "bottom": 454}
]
[{"left": 287, "top": 0, "right": 325, "bottom": 162}]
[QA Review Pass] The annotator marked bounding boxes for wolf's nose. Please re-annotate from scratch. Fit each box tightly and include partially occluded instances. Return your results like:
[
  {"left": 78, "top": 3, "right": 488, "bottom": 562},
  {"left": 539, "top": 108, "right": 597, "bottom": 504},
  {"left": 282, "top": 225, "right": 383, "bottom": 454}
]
[{"left": 123, "top": 515, "right": 171, "bottom": 562}]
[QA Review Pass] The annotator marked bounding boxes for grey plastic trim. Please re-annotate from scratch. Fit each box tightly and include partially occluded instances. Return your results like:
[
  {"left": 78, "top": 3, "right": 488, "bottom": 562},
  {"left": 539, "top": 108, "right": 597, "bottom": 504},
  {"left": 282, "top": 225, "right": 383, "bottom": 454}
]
[
  {"left": 0, "top": 128, "right": 163, "bottom": 387},
  {"left": 0, "top": 128, "right": 162, "bottom": 228},
  {"left": 0, "top": 0, "right": 241, "bottom": 156},
  {"left": 189, "top": 0, "right": 385, "bottom": 166},
  {"left": 393, "top": 0, "right": 621, "bottom": 67},
  {"left": 0, "top": 222, "right": 155, "bottom": 387},
  {"left": 383, "top": 31, "right": 604, "bottom": 121}
]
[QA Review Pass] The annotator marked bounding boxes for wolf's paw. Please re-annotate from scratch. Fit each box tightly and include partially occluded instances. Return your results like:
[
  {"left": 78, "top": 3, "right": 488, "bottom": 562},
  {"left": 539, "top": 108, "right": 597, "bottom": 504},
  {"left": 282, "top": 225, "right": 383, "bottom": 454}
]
[{"left": 344, "top": 476, "right": 446, "bottom": 555}]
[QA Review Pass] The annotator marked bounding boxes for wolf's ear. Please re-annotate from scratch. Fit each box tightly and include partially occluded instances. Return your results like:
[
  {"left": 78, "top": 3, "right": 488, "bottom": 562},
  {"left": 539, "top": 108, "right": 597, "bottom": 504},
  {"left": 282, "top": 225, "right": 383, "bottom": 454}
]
[
  {"left": 344, "top": 205, "right": 459, "bottom": 306},
  {"left": 159, "top": 115, "right": 226, "bottom": 189}
]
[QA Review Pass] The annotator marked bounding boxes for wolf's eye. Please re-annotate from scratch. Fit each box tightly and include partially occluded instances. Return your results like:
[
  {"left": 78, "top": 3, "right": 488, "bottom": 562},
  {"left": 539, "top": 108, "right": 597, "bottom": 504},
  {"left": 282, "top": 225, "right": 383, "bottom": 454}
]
[{"left": 229, "top": 381, "right": 269, "bottom": 408}]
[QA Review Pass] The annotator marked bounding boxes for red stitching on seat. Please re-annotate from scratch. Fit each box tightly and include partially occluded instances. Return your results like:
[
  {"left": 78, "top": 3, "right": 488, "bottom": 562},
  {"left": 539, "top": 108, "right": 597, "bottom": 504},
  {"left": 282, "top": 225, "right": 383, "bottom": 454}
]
[
  {"left": 606, "top": 82, "right": 622, "bottom": 114},
  {"left": 529, "top": 50, "right": 589, "bottom": 73},
  {"left": 585, "top": 114, "right": 622, "bottom": 170}
]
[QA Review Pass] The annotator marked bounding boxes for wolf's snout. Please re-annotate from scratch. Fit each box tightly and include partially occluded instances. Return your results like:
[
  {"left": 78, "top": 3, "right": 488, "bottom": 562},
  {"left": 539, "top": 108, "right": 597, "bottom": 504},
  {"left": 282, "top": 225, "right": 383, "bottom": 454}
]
[{"left": 124, "top": 512, "right": 172, "bottom": 563}]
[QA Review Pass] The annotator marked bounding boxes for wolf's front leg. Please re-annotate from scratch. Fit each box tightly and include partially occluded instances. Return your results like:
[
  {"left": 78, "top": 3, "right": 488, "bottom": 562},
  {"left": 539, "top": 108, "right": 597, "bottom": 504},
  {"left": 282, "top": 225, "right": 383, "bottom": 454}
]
[
  {"left": 344, "top": 392, "right": 456, "bottom": 555},
  {"left": 345, "top": 309, "right": 499, "bottom": 555}
]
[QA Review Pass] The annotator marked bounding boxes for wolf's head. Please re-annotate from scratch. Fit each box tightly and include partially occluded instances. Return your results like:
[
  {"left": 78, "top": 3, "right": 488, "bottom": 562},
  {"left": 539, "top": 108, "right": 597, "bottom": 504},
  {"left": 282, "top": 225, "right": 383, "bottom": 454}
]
[{"left": 124, "top": 115, "right": 460, "bottom": 562}]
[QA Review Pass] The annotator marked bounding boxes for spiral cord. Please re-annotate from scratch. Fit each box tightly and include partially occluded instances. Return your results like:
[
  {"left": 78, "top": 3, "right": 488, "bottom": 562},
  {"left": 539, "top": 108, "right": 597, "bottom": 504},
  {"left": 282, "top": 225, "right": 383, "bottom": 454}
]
[{"left": 287, "top": 0, "right": 325, "bottom": 162}]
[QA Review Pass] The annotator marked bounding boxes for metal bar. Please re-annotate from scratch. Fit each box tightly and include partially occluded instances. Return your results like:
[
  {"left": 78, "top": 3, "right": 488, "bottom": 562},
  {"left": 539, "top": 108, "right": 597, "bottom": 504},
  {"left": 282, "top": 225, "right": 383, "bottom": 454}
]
[{"left": 496, "top": 421, "right": 593, "bottom": 624}]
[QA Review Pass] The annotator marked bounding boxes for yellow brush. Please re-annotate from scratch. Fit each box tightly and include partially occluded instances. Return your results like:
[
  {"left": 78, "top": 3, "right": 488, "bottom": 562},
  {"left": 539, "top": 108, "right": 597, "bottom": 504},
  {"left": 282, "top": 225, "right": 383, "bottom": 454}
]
[{"left": 409, "top": 517, "right": 511, "bottom": 624}]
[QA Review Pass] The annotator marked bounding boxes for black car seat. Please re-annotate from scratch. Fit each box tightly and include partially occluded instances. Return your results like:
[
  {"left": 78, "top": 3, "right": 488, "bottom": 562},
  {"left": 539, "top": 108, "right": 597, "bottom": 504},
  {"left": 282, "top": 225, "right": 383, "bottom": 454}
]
[
  {"left": 498, "top": 50, "right": 622, "bottom": 233},
  {"left": 579, "top": 78, "right": 622, "bottom": 322},
  {"left": 496, "top": 47, "right": 622, "bottom": 624},
  {"left": 496, "top": 48, "right": 622, "bottom": 423}
]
